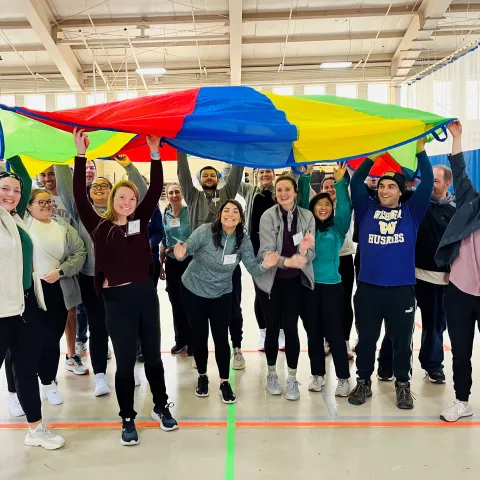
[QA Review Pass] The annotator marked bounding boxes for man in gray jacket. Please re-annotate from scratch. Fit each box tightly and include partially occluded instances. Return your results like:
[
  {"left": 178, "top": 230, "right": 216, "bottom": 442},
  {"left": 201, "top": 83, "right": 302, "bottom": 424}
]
[{"left": 177, "top": 152, "right": 245, "bottom": 368}]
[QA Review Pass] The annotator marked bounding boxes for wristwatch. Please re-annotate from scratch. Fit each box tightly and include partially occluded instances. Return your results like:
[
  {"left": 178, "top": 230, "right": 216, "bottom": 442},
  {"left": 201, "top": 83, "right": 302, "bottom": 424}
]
[{"left": 58, "top": 269, "right": 65, "bottom": 278}]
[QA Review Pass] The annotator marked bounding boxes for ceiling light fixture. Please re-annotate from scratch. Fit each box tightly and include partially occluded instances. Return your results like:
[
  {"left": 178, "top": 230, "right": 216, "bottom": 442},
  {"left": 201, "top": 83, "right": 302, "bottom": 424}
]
[
  {"left": 319, "top": 61, "right": 352, "bottom": 69},
  {"left": 135, "top": 67, "right": 167, "bottom": 75}
]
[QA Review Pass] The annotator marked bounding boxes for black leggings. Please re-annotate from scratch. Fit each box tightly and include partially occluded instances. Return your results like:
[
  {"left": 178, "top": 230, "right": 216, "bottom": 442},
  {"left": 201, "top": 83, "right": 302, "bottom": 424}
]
[
  {"left": 78, "top": 273, "right": 109, "bottom": 375},
  {"left": 181, "top": 284, "right": 232, "bottom": 379},
  {"left": 165, "top": 256, "right": 192, "bottom": 346},
  {"left": 339, "top": 254, "right": 355, "bottom": 341},
  {"left": 230, "top": 265, "right": 243, "bottom": 348},
  {"left": 258, "top": 276, "right": 305, "bottom": 369},
  {"left": 0, "top": 287, "right": 43, "bottom": 423},
  {"left": 102, "top": 281, "right": 168, "bottom": 420},
  {"left": 301, "top": 283, "right": 351, "bottom": 379}
]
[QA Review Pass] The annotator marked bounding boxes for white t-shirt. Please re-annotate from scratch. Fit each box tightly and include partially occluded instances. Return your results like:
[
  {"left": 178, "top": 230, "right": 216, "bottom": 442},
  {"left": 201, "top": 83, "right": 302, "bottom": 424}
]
[
  {"left": 415, "top": 268, "right": 447, "bottom": 286},
  {"left": 51, "top": 195, "right": 72, "bottom": 224},
  {"left": 29, "top": 219, "right": 65, "bottom": 277}
]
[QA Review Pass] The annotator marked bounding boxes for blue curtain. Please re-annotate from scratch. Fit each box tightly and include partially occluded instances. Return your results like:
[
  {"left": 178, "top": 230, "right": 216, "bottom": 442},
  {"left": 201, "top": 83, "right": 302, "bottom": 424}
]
[{"left": 430, "top": 149, "right": 480, "bottom": 191}]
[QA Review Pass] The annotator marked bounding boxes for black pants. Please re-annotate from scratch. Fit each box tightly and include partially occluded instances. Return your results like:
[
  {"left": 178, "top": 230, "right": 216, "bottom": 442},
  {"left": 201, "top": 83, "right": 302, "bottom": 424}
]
[
  {"left": 254, "top": 283, "right": 266, "bottom": 330},
  {"left": 0, "top": 288, "right": 43, "bottom": 423},
  {"left": 354, "top": 282, "right": 415, "bottom": 382},
  {"left": 181, "top": 284, "right": 232, "bottom": 379},
  {"left": 339, "top": 254, "right": 355, "bottom": 341},
  {"left": 78, "top": 273, "right": 108, "bottom": 375},
  {"left": 150, "top": 258, "right": 161, "bottom": 289},
  {"left": 258, "top": 276, "right": 304, "bottom": 369},
  {"left": 444, "top": 282, "right": 480, "bottom": 402},
  {"left": 76, "top": 303, "right": 88, "bottom": 343},
  {"left": 230, "top": 265, "right": 243, "bottom": 348},
  {"left": 5, "top": 350, "right": 15, "bottom": 392},
  {"left": 301, "top": 283, "right": 350, "bottom": 379},
  {"left": 102, "top": 281, "right": 168, "bottom": 419},
  {"left": 165, "top": 256, "right": 192, "bottom": 346},
  {"left": 38, "top": 281, "right": 68, "bottom": 385}
]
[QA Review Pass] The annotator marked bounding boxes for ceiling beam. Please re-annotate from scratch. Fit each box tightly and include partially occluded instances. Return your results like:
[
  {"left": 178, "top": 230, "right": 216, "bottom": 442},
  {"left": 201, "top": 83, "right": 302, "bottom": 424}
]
[
  {"left": 18, "top": 0, "right": 83, "bottom": 91},
  {"left": 229, "top": 0, "right": 242, "bottom": 85},
  {"left": 391, "top": 0, "right": 454, "bottom": 82}
]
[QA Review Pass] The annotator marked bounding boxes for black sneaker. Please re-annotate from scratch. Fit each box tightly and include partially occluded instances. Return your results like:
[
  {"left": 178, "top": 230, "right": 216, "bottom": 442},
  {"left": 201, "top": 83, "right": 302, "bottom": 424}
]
[
  {"left": 152, "top": 402, "right": 179, "bottom": 432},
  {"left": 171, "top": 344, "right": 188, "bottom": 355},
  {"left": 426, "top": 371, "right": 446, "bottom": 384},
  {"left": 348, "top": 379, "right": 372, "bottom": 406},
  {"left": 187, "top": 347, "right": 194, "bottom": 356},
  {"left": 376, "top": 365, "right": 394, "bottom": 382},
  {"left": 120, "top": 418, "right": 139, "bottom": 446},
  {"left": 395, "top": 381, "right": 414, "bottom": 409},
  {"left": 195, "top": 375, "right": 209, "bottom": 397},
  {"left": 219, "top": 381, "right": 236, "bottom": 404}
]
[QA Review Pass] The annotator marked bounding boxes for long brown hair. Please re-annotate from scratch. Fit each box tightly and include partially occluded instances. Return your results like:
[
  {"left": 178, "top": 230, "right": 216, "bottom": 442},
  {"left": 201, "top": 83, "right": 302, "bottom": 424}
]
[{"left": 211, "top": 199, "right": 245, "bottom": 253}]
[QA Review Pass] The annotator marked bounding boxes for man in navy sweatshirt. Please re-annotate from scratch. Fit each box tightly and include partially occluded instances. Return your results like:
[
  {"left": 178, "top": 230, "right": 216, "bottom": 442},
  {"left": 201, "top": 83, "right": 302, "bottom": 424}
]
[{"left": 348, "top": 136, "right": 434, "bottom": 409}]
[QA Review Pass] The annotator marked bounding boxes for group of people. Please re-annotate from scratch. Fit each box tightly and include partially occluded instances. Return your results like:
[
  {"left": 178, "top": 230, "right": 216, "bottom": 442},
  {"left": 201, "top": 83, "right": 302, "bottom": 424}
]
[{"left": 0, "top": 119, "right": 479, "bottom": 451}]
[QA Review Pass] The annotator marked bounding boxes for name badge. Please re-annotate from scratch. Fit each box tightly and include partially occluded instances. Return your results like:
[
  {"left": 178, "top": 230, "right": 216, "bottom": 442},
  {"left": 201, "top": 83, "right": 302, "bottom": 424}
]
[
  {"left": 293, "top": 231, "right": 304, "bottom": 246},
  {"left": 223, "top": 254, "right": 237, "bottom": 265},
  {"left": 170, "top": 218, "right": 181, "bottom": 228},
  {"left": 127, "top": 220, "right": 140, "bottom": 236}
]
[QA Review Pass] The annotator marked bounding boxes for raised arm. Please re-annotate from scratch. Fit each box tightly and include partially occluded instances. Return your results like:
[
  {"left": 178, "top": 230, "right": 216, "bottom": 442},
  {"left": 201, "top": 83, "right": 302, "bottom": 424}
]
[
  {"left": 333, "top": 178, "right": 353, "bottom": 238},
  {"left": 237, "top": 180, "right": 255, "bottom": 199},
  {"left": 54, "top": 164, "right": 78, "bottom": 223},
  {"left": 134, "top": 136, "right": 164, "bottom": 222},
  {"left": 297, "top": 173, "right": 312, "bottom": 210},
  {"left": 8, "top": 156, "right": 31, "bottom": 219},
  {"left": 121, "top": 157, "right": 148, "bottom": 203},
  {"left": 177, "top": 151, "right": 197, "bottom": 205},
  {"left": 351, "top": 157, "right": 374, "bottom": 220},
  {"left": 223, "top": 165, "right": 245, "bottom": 199}
]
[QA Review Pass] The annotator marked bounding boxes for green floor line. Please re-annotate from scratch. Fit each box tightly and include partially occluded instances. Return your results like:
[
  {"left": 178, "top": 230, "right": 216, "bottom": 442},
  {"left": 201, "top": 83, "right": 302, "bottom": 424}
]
[{"left": 225, "top": 355, "right": 236, "bottom": 480}]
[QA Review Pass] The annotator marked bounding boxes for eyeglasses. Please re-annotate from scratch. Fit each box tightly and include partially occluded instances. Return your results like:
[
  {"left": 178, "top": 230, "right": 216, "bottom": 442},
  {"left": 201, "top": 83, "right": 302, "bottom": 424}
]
[
  {"left": 0, "top": 171, "right": 24, "bottom": 189},
  {"left": 31, "top": 199, "right": 53, "bottom": 207},
  {"left": 91, "top": 183, "right": 111, "bottom": 190}
]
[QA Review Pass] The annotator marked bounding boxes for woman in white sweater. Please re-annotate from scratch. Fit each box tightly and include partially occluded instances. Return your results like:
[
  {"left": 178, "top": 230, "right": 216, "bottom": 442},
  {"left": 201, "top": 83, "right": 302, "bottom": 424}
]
[{"left": 0, "top": 156, "right": 65, "bottom": 450}]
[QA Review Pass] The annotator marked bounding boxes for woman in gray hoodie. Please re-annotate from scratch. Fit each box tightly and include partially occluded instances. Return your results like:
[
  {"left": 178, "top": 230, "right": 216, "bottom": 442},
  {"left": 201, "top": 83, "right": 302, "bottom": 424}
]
[{"left": 174, "top": 199, "right": 279, "bottom": 404}]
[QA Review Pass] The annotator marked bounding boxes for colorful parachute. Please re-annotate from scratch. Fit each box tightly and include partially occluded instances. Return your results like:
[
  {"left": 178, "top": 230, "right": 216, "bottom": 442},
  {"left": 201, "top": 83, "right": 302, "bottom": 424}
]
[{"left": 0, "top": 86, "right": 454, "bottom": 176}]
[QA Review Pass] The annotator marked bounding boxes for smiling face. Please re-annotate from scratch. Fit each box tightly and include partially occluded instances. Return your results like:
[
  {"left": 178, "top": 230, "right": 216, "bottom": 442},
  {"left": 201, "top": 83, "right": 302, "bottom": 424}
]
[
  {"left": 221, "top": 202, "right": 241, "bottom": 231},
  {"left": 28, "top": 191, "right": 53, "bottom": 222},
  {"left": 314, "top": 196, "right": 333, "bottom": 222},
  {"left": 432, "top": 166, "right": 451, "bottom": 200},
  {"left": 113, "top": 186, "right": 137, "bottom": 218},
  {"left": 0, "top": 177, "right": 22, "bottom": 212},
  {"left": 378, "top": 179, "right": 401, "bottom": 208},
  {"left": 90, "top": 178, "right": 112, "bottom": 206},
  {"left": 167, "top": 183, "right": 183, "bottom": 206},
  {"left": 321, "top": 178, "right": 336, "bottom": 203},
  {"left": 85, "top": 161, "right": 97, "bottom": 186},
  {"left": 275, "top": 179, "right": 297, "bottom": 210},
  {"left": 38, "top": 166, "right": 56, "bottom": 193},
  {"left": 257, "top": 169, "right": 275, "bottom": 188},
  {"left": 200, "top": 168, "right": 219, "bottom": 191}
]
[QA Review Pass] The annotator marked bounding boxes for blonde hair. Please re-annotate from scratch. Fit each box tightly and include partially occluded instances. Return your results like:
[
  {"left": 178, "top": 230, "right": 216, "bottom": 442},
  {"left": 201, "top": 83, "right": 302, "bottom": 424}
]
[
  {"left": 102, "top": 180, "right": 139, "bottom": 223},
  {"left": 163, "top": 182, "right": 182, "bottom": 223}
]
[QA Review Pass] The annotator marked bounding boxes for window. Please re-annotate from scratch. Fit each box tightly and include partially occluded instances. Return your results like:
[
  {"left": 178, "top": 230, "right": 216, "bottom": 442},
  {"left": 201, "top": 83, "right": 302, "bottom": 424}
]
[
  {"left": 400, "top": 85, "right": 408, "bottom": 107},
  {"left": 0, "top": 95, "right": 15, "bottom": 107},
  {"left": 116, "top": 91, "right": 138, "bottom": 101},
  {"left": 272, "top": 86, "right": 294, "bottom": 96},
  {"left": 335, "top": 84, "right": 357, "bottom": 99},
  {"left": 304, "top": 85, "right": 325, "bottom": 95},
  {"left": 466, "top": 80, "right": 479, "bottom": 120},
  {"left": 56, "top": 94, "right": 76, "bottom": 110},
  {"left": 25, "top": 94, "right": 46, "bottom": 111},
  {"left": 433, "top": 81, "right": 453, "bottom": 117},
  {"left": 87, "top": 93, "right": 106, "bottom": 106},
  {"left": 368, "top": 83, "right": 389, "bottom": 104}
]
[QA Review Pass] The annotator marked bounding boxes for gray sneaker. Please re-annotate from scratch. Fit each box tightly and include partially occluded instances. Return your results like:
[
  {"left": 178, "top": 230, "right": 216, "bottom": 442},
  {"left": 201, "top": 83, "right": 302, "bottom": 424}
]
[
  {"left": 232, "top": 348, "right": 245, "bottom": 370},
  {"left": 266, "top": 372, "right": 282, "bottom": 395},
  {"left": 285, "top": 377, "right": 300, "bottom": 401}
]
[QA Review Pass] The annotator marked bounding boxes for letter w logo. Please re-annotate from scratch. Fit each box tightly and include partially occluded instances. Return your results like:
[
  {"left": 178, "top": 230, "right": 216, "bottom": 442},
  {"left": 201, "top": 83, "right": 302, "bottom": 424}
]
[{"left": 379, "top": 221, "right": 397, "bottom": 235}]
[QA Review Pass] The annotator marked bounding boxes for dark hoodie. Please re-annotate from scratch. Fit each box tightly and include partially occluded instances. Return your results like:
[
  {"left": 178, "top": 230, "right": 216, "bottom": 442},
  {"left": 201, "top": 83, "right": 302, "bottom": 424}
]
[{"left": 415, "top": 192, "right": 456, "bottom": 272}]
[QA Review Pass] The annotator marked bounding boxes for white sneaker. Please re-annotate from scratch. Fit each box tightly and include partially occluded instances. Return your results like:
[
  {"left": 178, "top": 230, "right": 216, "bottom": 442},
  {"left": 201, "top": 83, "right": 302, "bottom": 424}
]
[
  {"left": 335, "top": 378, "right": 351, "bottom": 397},
  {"left": 258, "top": 329, "right": 266, "bottom": 352},
  {"left": 75, "top": 341, "right": 86, "bottom": 357},
  {"left": 308, "top": 375, "right": 326, "bottom": 392},
  {"left": 135, "top": 371, "right": 141, "bottom": 387},
  {"left": 41, "top": 381, "right": 64, "bottom": 406},
  {"left": 440, "top": 399, "right": 473, "bottom": 422},
  {"left": 192, "top": 357, "right": 197, "bottom": 369},
  {"left": 107, "top": 347, "right": 112, "bottom": 360},
  {"left": 94, "top": 373, "right": 111, "bottom": 397},
  {"left": 65, "top": 355, "right": 89, "bottom": 375},
  {"left": 266, "top": 372, "right": 282, "bottom": 395},
  {"left": 278, "top": 329, "right": 285, "bottom": 351},
  {"left": 324, "top": 340, "right": 331, "bottom": 356},
  {"left": 7, "top": 393, "right": 25, "bottom": 417},
  {"left": 285, "top": 377, "right": 301, "bottom": 401},
  {"left": 346, "top": 341, "right": 354, "bottom": 360},
  {"left": 25, "top": 423, "right": 65, "bottom": 450}
]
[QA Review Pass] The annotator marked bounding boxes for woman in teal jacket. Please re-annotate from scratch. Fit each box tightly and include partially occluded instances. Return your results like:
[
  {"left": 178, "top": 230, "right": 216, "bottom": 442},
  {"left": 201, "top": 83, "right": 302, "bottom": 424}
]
[{"left": 299, "top": 164, "right": 352, "bottom": 397}]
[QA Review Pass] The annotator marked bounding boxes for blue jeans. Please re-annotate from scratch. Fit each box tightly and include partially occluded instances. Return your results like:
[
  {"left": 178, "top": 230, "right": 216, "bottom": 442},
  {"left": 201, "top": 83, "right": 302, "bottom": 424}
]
[{"left": 76, "top": 303, "right": 88, "bottom": 344}]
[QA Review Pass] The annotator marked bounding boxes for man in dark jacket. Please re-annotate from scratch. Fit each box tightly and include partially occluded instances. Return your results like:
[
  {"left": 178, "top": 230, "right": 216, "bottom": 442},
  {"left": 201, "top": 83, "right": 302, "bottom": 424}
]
[{"left": 436, "top": 120, "right": 480, "bottom": 422}]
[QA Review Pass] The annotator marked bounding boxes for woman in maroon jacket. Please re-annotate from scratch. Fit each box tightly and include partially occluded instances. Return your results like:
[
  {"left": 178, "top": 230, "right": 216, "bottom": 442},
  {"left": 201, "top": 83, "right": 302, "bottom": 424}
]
[{"left": 72, "top": 128, "right": 177, "bottom": 446}]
